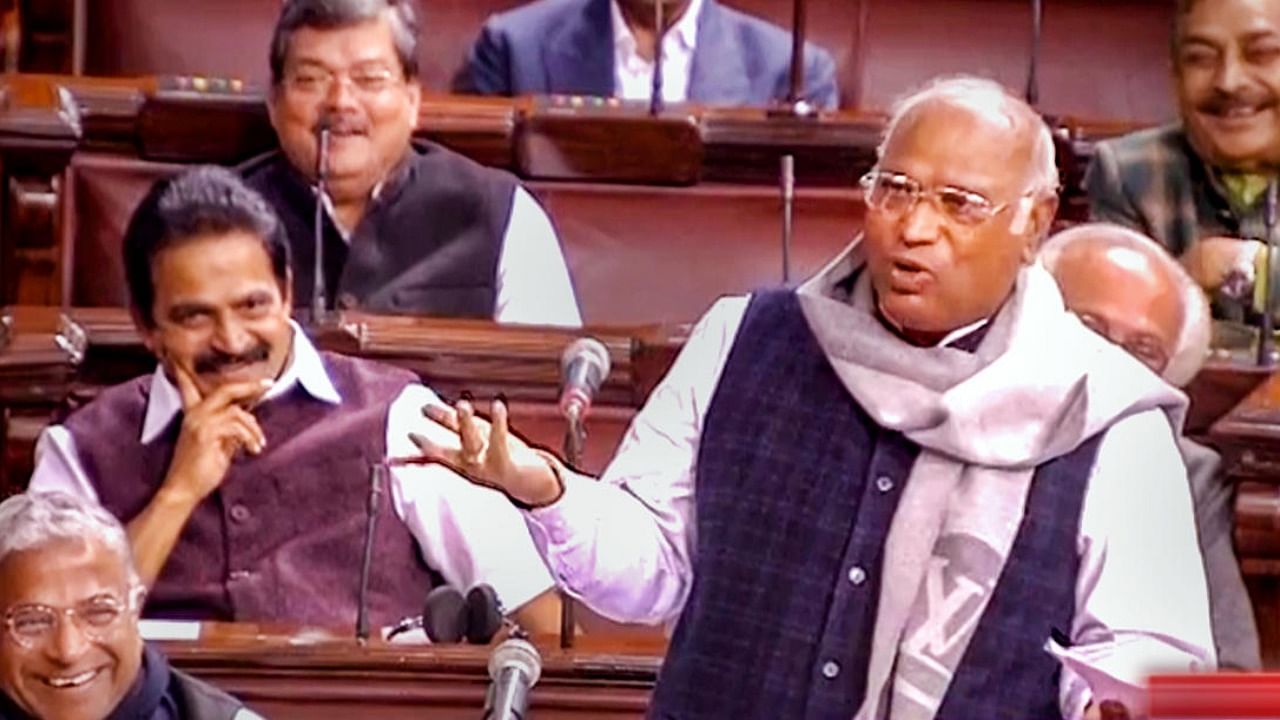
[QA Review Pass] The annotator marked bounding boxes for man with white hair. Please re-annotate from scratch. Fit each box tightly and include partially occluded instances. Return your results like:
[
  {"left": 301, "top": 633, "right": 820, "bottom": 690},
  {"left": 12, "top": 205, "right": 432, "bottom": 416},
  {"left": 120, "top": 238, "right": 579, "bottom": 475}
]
[
  {"left": 0, "top": 492, "right": 259, "bottom": 720},
  {"left": 409, "top": 76, "right": 1215, "bottom": 719},
  {"left": 1042, "top": 222, "right": 1261, "bottom": 670}
]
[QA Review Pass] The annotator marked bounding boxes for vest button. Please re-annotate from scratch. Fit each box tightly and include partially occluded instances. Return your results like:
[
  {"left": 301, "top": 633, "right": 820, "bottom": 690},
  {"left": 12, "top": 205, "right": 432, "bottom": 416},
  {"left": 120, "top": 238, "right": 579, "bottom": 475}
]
[
  {"left": 229, "top": 504, "right": 252, "bottom": 523},
  {"left": 337, "top": 292, "right": 359, "bottom": 310},
  {"left": 821, "top": 660, "right": 841, "bottom": 679},
  {"left": 848, "top": 565, "right": 867, "bottom": 586},
  {"left": 875, "top": 475, "right": 895, "bottom": 493}
]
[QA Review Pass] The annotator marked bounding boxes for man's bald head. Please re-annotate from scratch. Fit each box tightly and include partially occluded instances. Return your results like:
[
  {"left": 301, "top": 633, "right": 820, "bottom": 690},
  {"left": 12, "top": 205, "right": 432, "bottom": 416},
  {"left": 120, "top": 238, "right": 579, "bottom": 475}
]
[
  {"left": 878, "top": 76, "right": 1059, "bottom": 199},
  {"left": 1042, "top": 223, "right": 1210, "bottom": 385}
]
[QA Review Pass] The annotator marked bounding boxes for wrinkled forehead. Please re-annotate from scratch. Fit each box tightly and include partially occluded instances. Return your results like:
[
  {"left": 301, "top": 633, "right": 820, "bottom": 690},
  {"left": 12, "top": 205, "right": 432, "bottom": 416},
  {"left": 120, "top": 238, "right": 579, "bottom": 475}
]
[
  {"left": 0, "top": 538, "right": 130, "bottom": 607},
  {"left": 881, "top": 98, "right": 1036, "bottom": 195},
  {"left": 1055, "top": 241, "right": 1186, "bottom": 335},
  {"left": 1177, "top": 0, "right": 1280, "bottom": 42},
  {"left": 285, "top": 16, "right": 400, "bottom": 67}
]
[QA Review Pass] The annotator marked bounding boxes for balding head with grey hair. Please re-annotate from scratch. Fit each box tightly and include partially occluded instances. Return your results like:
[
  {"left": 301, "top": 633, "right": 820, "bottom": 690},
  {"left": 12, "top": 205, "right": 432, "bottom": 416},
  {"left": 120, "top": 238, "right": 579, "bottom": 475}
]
[
  {"left": 878, "top": 75, "right": 1060, "bottom": 201},
  {"left": 0, "top": 492, "right": 140, "bottom": 586},
  {"left": 1041, "top": 222, "right": 1211, "bottom": 386}
]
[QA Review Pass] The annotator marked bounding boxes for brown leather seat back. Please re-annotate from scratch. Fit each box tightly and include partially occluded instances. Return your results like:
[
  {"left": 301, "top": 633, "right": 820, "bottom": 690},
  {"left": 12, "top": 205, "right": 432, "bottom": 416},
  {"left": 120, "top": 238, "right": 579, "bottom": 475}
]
[
  {"left": 63, "top": 153, "right": 181, "bottom": 308},
  {"left": 855, "top": 0, "right": 1176, "bottom": 122},
  {"left": 531, "top": 182, "right": 861, "bottom": 325},
  {"left": 84, "top": 0, "right": 524, "bottom": 93},
  {"left": 61, "top": 152, "right": 862, "bottom": 325}
]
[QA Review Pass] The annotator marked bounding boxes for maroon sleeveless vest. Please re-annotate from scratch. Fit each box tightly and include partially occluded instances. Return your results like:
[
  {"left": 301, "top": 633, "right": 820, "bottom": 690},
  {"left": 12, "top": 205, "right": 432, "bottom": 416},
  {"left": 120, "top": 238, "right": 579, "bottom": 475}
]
[{"left": 63, "top": 352, "right": 435, "bottom": 628}]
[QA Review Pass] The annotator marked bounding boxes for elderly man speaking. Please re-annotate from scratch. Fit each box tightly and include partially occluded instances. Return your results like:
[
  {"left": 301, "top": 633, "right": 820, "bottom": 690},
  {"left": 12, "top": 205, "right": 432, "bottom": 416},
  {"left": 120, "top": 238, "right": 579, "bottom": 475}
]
[{"left": 411, "top": 77, "right": 1215, "bottom": 720}]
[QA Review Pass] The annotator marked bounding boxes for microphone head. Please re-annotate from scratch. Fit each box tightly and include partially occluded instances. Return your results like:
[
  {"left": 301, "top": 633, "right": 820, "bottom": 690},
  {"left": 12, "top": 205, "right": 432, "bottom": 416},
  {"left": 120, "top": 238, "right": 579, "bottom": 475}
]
[
  {"left": 465, "top": 583, "right": 505, "bottom": 645},
  {"left": 423, "top": 586, "right": 467, "bottom": 643},
  {"left": 488, "top": 637, "right": 542, "bottom": 687},
  {"left": 560, "top": 337, "right": 611, "bottom": 387}
]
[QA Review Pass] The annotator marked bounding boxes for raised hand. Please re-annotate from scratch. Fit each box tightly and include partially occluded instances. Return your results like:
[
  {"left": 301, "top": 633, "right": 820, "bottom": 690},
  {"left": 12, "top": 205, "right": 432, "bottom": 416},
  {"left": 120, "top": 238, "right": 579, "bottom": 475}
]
[
  {"left": 408, "top": 398, "right": 563, "bottom": 507},
  {"left": 1181, "top": 236, "right": 1263, "bottom": 294}
]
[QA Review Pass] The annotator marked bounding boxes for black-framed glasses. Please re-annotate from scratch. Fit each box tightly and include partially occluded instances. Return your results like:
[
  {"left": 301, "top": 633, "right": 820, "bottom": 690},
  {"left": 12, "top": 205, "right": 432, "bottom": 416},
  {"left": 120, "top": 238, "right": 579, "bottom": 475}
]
[
  {"left": 860, "top": 169, "right": 1021, "bottom": 227},
  {"left": 3, "top": 587, "right": 143, "bottom": 649}
]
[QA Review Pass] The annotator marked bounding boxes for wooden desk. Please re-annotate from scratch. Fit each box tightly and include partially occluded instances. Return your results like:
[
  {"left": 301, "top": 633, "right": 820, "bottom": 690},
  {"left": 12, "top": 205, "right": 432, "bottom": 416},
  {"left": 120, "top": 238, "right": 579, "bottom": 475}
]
[
  {"left": 158, "top": 626, "right": 663, "bottom": 719},
  {"left": 1212, "top": 372, "right": 1280, "bottom": 667},
  {"left": 0, "top": 305, "right": 684, "bottom": 495}
]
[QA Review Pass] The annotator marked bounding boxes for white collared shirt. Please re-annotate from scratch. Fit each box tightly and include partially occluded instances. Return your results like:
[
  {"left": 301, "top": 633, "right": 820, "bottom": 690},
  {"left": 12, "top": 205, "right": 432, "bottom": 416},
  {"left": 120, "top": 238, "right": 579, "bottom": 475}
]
[
  {"left": 28, "top": 323, "right": 554, "bottom": 614},
  {"left": 610, "top": 0, "right": 704, "bottom": 103},
  {"left": 521, "top": 296, "right": 1214, "bottom": 719}
]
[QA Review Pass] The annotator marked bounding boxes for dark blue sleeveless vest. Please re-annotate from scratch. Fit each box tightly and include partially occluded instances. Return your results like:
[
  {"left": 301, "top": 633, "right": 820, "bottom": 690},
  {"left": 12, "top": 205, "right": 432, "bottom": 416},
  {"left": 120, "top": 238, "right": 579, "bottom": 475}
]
[{"left": 648, "top": 290, "right": 1101, "bottom": 720}]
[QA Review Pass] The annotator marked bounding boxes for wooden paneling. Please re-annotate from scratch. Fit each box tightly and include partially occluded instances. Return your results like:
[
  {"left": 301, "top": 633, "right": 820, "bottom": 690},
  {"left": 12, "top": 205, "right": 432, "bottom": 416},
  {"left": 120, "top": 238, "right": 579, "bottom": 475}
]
[
  {"left": 0, "top": 74, "right": 1132, "bottom": 320},
  {"left": 159, "top": 627, "right": 662, "bottom": 719}
]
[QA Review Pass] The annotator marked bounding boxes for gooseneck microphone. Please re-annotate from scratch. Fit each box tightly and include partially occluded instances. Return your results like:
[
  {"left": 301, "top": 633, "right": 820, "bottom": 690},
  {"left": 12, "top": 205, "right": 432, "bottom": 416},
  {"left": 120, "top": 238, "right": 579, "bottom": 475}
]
[
  {"left": 1025, "top": 0, "right": 1042, "bottom": 106},
  {"left": 355, "top": 463, "right": 386, "bottom": 643},
  {"left": 558, "top": 338, "right": 612, "bottom": 425},
  {"left": 312, "top": 113, "right": 332, "bottom": 324},
  {"left": 650, "top": 0, "right": 665, "bottom": 116},
  {"left": 557, "top": 338, "right": 610, "bottom": 650},
  {"left": 1258, "top": 179, "right": 1278, "bottom": 366},
  {"left": 483, "top": 638, "right": 542, "bottom": 720}
]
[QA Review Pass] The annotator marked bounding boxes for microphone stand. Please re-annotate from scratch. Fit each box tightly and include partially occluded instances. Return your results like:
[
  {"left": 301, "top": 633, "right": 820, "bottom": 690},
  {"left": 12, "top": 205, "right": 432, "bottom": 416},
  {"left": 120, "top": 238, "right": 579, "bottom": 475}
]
[
  {"left": 356, "top": 463, "right": 387, "bottom": 644},
  {"left": 781, "top": 155, "right": 795, "bottom": 284},
  {"left": 1025, "top": 0, "right": 1042, "bottom": 106},
  {"left": 1258, "top": 180, "right": 1277, "bottom": 366},
  {"left": 312, "top": 125, "right": 331, "bottom": 325},
  {"left": 559, "top": 406, "right": 584, "bottom": 649},
  {"left": 770, "top": 0, "right": 811, "bottom": 286},
  {"left": 649, "top": 0, "right": 665, "bottom": 116}
]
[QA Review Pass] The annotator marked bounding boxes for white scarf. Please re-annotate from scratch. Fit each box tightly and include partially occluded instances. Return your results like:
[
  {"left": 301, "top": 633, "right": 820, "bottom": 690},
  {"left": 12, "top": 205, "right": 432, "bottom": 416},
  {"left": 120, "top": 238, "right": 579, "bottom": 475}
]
[{"left": 794, "top": 241, "right": 1187, "bottom": 720}]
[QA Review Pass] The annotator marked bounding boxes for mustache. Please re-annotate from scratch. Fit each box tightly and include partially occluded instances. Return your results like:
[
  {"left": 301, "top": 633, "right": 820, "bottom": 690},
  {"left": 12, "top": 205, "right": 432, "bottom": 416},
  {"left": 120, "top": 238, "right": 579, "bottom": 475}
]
[
  {"left": 315, "top": 112, "right": 368, "bottom": 135},
  {"left": 193, "top": 343, "right": 271, "bottom": 375},
  {"left": 1197, "top": 89, "right": 1278, "bottom": 115}
]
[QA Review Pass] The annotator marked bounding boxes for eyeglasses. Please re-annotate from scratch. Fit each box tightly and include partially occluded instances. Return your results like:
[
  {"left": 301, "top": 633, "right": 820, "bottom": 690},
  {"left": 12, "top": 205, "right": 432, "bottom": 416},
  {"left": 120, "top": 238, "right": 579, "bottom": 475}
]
[
  {"left": 283, "top": 64, "right": 404, "bottom": 98},
  {"left": 3, "top": 588, "right": 143, "bottom": 649},
  {"left": 860, "top": 170, "right": 1022, "bottom": 227},
  {"left": 1076, "top": 312, "right": 1170, "bottom": 372}
]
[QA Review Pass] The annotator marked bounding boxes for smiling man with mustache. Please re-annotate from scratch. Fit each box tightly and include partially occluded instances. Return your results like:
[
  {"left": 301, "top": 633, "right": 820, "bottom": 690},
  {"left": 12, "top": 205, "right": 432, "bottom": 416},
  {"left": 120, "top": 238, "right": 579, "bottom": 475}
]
[
  {"left": 244, "top": 0, "right": 580, "bottom": 326},
  {"left": 1087, "top": 0, "right": 1280, "bottom": 310},
  {"left": 23, "top": 167, "right": 562, "bottom": 634}
]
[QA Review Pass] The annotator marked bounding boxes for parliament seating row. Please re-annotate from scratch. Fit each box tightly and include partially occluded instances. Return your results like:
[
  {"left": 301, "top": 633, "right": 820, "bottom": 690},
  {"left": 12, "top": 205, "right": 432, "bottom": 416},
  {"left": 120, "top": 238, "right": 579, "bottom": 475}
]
[
  {"left": 0, "top": 74, "right": 1131, "bottom": 326},
  {"left": 69, "top": 0, "right": 1178, "bottom": 124}
]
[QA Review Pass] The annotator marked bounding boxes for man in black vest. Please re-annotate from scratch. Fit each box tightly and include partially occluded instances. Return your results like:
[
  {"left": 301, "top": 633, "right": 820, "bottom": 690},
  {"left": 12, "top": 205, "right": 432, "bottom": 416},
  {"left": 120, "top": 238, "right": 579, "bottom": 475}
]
[
  {"left": 410, "top": 77, "right": 1215, "bottom": 719},
  {"left": 247, "top": 0, "right": 581, "bottom": 325},
  {"left": 0, "top": 491, "right": 256, "bottom": 720}
]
